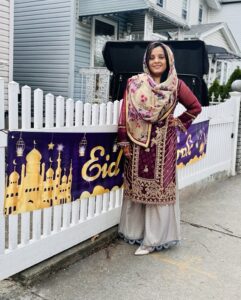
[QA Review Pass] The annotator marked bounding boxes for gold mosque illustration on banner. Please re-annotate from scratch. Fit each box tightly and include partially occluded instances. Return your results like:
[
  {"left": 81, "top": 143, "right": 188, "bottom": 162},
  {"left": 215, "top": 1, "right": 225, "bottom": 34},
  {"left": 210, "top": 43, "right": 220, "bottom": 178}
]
[{"left": 5, "top": 139, "right": 73, "bottom": 215}]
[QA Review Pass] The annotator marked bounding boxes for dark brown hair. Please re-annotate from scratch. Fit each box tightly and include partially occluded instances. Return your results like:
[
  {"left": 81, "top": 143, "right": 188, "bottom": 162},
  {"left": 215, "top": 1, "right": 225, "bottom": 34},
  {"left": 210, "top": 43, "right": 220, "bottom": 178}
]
[{"left": 145, "top": 41, "right": 170, "bottom": 83}]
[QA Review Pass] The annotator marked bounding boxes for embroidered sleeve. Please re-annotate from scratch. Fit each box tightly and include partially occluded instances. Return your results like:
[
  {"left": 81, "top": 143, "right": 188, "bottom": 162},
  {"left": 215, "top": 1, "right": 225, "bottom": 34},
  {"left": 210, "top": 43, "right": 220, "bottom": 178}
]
[{"left": 177, "top": 80, "right": 202, "bottom": 130}]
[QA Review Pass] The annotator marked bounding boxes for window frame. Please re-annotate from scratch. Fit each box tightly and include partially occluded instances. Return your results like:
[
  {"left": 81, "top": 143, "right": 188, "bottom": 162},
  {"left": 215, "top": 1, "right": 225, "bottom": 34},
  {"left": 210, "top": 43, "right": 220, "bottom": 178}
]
[
  {"left": 157, "top": 0, "right": 165, "bottom": 8},
  {"left": 182, "top": 0, "right": 189, "bottom": 20},
  {"left": 198, "top": 4, "right": 203, "bottom": 23}
]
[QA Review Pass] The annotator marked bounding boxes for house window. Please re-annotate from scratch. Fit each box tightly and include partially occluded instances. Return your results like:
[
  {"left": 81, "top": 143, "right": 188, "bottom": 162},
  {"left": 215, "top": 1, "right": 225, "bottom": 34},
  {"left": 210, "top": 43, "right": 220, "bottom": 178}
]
[
  {"left": 182, "top": 0, "right": 188, "bottom": 20},
  {"left": 198, "top": 4, "right": 203, "bottom": 23},
  {"left": 92, "top": 17, "right": 117, "bottom": 67},
  {"left": 223, "top": 62, "right": 228, "bottom": 84},
  {"left": 157, "top": 0, "right": 164, "bottom": 7},
  {"left": 216, "top": 61, "right": 222, "bottom": 82}
]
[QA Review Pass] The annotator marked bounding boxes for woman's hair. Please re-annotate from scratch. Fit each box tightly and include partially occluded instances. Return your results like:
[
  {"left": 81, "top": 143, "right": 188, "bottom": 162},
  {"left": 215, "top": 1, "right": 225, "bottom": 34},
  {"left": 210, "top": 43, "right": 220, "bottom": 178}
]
[{"left": 145, "top": 41, "right": 170, "bottom": 83}]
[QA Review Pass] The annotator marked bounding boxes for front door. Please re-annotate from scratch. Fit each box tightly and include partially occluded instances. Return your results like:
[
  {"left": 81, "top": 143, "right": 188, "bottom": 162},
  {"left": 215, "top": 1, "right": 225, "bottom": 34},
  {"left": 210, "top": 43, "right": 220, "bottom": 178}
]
[{"left": 91, "top": 17, "right": 117, "bottom": 67}]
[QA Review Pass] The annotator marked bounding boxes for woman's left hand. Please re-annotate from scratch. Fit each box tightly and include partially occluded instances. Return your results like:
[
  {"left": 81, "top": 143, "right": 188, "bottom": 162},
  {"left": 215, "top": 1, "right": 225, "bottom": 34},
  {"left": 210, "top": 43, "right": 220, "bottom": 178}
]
[{"left": 168, "top": 115, "right": 177, "bottom": 127}]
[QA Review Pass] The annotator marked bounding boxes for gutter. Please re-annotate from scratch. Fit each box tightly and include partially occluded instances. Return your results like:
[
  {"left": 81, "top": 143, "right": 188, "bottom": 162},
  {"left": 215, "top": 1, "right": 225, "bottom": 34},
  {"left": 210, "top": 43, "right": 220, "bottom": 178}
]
[{"left": 221, "top": 1, "right": 241, "bottom": 4}]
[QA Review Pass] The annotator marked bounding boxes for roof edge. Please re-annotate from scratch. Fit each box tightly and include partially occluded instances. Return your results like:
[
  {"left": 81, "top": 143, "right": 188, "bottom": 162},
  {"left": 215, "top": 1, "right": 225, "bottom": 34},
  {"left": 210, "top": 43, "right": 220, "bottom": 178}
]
[{"left": 205, "top": 0, "right": 222, "bottom": 10}]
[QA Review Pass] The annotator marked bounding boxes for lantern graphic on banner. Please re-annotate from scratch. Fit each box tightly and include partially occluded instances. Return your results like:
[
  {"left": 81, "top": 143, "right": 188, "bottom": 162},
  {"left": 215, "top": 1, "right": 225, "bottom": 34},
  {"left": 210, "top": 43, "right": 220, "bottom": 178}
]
[
  {"left": 79, "top": 134, "right": 87, "bottom": 157},
  {"left": 16, "top": 133, "right": 25, "bottom": 157},
  {"left": 112, "top": 138, "right": 118, "bottom": 153}
]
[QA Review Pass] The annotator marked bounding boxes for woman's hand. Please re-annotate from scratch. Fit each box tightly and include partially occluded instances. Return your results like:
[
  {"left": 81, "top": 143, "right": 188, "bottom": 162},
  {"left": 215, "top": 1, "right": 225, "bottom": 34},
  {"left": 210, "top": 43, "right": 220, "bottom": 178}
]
[
  {"left": 123, "top": 145, "right": 131, "bottom": 159},
  {"left": 169, "top": 116, "right": 177, "bottom": 127},
  {"left": 168, "top": 116, "right": 186, "bottom": 132},
  {"left": 168, "top": 115, "right": 178, "bottom": 127}
]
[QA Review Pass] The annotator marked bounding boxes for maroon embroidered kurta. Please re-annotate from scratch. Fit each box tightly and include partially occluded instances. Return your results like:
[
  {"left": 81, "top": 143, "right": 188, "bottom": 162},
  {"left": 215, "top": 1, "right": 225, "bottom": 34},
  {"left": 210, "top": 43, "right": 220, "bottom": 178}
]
[{"left": 118, "top": 79, "right": 202, "bottom": 206}]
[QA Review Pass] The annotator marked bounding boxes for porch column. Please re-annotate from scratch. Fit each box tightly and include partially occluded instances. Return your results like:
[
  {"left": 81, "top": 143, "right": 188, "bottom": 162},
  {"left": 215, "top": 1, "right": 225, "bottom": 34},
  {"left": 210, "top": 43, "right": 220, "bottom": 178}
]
[
  {"left": 144, "top": 12, "right": 153, "bottom": 40},
  {"left": 220, "top": 61, "right": 225, "bottom": 85}
]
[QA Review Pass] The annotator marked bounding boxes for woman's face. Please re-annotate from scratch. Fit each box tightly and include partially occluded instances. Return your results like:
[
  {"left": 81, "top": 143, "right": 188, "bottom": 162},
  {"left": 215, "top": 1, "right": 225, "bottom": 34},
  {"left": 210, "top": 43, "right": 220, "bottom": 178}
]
[{"left": 148, "top": 46, "right": 167, "bottom": 78}]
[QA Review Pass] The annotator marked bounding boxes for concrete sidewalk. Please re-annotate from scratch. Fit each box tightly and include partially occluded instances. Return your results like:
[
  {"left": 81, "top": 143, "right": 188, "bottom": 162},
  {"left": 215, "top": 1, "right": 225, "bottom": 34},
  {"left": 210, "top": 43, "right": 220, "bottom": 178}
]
[{"left": 1, "top": 175, "right": 241, "bottom": 300}]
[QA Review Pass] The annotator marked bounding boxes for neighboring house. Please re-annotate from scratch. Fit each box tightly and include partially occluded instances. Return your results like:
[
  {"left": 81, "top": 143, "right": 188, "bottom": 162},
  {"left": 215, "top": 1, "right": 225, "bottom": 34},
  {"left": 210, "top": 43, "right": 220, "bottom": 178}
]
[
  {"left": 13, "top": 0, "right": 240, "bottom": 101},
  {"left": 166, "top": 0, "right": 241, "bottom": 86},
  {"left": 181, "top": 22, "right": 241, "bottom": 86},
  {"left": 208, "top": 0, "right": 241, "bottom": 83},
  {"left": 0, "top": 0, "right": 14, "bottom": 110}
]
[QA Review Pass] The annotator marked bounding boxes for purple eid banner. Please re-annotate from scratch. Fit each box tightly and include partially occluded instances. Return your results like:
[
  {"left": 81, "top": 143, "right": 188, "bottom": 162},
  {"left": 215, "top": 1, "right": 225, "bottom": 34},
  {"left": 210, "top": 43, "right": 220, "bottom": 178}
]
[
  {"left": 5, "top": 121, "right": 208, "bottom": 215},
  {"left": 176, "top": 120, "right": 209, "bottom": 169},
  {"left": 5, "top": 131, "right": 124, "bottom": 215}
]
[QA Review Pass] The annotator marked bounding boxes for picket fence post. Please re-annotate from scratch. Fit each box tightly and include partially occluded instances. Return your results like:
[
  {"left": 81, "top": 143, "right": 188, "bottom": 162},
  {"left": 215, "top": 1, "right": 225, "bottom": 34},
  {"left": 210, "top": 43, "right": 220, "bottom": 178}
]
[
  {"left": 20, "top": 85, "right": 31, "bottom": 245},
  {"left": 229, "top": 92, "right": 241, "bottom": 175}
]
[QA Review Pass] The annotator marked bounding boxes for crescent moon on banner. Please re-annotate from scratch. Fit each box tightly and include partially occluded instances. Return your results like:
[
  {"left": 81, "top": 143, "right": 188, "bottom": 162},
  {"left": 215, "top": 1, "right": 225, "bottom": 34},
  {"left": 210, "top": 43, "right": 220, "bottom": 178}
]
[{"left": 13, "top": 159, "right": 17, "bottom": 165}]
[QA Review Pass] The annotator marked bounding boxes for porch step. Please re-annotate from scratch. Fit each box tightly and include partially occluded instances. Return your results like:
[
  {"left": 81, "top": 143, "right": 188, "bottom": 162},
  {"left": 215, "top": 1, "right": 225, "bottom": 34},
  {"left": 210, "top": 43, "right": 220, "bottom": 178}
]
[{"left": 12, "top": 226, "right": 118, "bottom": 286}]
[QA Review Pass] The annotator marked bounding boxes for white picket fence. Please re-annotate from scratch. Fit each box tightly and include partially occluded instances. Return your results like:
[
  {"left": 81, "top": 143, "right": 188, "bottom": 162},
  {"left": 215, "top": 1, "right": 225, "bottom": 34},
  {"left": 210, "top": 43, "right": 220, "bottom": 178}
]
[
  {"left": 175, "top": 92, "right": 240, "bottom": 188},
  {"left": 0, "top": 79, "right": 240, "bottom": 280}
]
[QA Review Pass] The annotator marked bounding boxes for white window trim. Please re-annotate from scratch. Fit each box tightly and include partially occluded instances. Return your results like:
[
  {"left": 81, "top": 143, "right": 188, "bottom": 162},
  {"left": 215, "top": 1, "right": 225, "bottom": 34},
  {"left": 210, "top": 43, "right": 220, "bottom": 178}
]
[
  {"left": 157, "top": 0, "right": 165, "bottom": 8},
  {"left": 91, "top": 16, "right": 117, "bottom": 67},
  {"left": 182, "top": 0, "right": 189, "bottom": 21},
  {"left": 198, "top": 4, "right": 203, "bottom": 24}
]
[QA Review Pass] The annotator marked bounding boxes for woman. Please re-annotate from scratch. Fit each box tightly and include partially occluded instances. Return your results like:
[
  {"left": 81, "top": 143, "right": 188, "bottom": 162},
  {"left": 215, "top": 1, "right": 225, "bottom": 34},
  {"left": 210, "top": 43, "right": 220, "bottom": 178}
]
[{"left": 117, "top": 41, "right": 202, "bottom": 255}]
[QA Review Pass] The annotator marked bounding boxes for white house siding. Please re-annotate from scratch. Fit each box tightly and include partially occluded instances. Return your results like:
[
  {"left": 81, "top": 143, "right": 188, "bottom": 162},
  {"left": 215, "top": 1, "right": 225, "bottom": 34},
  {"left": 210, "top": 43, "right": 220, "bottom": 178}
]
[
  {"left": 165, "top": 0, "right": 183, "bottom": 19},
  {"left": 14, "top": 0, "right": 72, "bottom": 97},
  {"left": 208, "top": 3, "right": 241, "bottom": 50},
  {"left": 74, "top": 20, "right": 91, "bottom": 100},
  {"left": 79, "top": 0, "right": 147, "bottom": 16},
  {"left": 204, "top": 30, "right": 232, "bottom": 51},
  {"left": 188, "top": 0, "right": 209, "bottom": 25},
  {"left": 165, "top": 0, "right": 212, "bottom": 26},
  {"left": 0, "top": 0, "right": 11, "bottom": 110}
]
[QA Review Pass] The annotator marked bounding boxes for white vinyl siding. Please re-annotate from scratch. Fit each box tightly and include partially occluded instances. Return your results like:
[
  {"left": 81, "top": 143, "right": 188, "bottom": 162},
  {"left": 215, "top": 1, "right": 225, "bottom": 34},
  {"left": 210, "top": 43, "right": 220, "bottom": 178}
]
[
  {"left": 204, "top": 30, "right": 232, "bottom": 51},
  {"left": 79, "top": 0, "right": 147, "bottom": 16},
  {"left": 188, "top": 0, "right": 208, "bottom": 25},
  {"left": 0, "top": 0, "right": 11, "bottom": 110},
  {"left": 165, "top": 0, "right": 183, "bottom": 18},
  {"left": 165, "top": 0, "right": 210, "bottom": 25},
  {"left": 74, "top": 17, "right": 92, "bottom": 100},
  {"left": 14, "top": 0, "right": 72, "bottom": 97},
  {"left": 207, "top": 3, "right": 241, "bottom": 49}
]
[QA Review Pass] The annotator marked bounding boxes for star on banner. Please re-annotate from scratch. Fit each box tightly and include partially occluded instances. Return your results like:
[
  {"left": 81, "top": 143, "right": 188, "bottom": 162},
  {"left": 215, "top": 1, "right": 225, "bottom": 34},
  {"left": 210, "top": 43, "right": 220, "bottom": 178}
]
[
  {"left": 57, "top": 144, "right": 64, "bottom": 152},
  {"left": 48, "top": 142, "right": 55, "bottom": 150}
]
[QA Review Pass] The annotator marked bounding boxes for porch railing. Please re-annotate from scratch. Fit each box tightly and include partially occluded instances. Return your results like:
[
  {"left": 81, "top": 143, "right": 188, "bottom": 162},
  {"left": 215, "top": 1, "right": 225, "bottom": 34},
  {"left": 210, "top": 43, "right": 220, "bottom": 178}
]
[{"left": 78, "top": 67, "right": 111, "bottom": 104}]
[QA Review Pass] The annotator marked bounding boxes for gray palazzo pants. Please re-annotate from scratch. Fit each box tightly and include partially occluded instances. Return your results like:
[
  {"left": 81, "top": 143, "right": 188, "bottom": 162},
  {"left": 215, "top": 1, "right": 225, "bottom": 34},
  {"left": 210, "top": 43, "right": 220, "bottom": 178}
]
[{"left": 118, "top": 189, "right": 181, "bottom": 247}]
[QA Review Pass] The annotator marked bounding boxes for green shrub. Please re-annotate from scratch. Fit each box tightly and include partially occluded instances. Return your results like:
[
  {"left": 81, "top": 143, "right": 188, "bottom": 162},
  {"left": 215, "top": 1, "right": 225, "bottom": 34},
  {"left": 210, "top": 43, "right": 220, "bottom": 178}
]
[
  {"left": 208, "top": 67, "right": 241, "bottom": 101},
  {"left": 222, "top": 67, "right": 241, "bottom": 98},
  {"left": 208, "top": 79, "right": 222, "bottom": 101}
]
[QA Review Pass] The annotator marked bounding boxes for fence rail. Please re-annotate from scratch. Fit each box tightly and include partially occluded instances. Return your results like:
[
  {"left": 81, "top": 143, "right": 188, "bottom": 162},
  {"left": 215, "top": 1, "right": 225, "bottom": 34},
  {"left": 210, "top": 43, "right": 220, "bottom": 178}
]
[{"left": 0, "top": 80, "right": 240, "bottom": 280}]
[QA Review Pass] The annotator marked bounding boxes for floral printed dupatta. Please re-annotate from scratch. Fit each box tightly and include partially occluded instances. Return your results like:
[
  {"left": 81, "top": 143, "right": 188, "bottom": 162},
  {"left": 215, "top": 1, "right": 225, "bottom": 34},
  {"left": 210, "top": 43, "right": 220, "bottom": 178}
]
[{"left": 118, "top": 43, "right": 178, "bottom": 148}]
